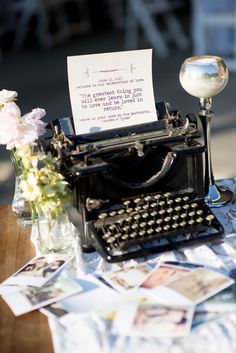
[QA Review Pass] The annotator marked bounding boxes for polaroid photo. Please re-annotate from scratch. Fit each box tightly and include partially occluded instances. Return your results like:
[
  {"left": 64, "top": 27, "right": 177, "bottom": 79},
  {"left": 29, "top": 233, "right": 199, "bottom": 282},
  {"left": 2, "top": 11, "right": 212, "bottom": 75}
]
[
  {"left": 164, "top": 267, "right": 234, "bottom": 305},
  {"left": 100, "top": 263, "right": 152, "bottom": 292},
  {"left": 2, "top": 277, "right": 83, "bottom": 316},
  {"left": 1, "top": 254, "right": 74, "bottom": 287},
  {"left": 140, "top": 264, "right": 191, "bottom": 289},
  {"left": 41, "top": 275, "right": 119, "bottom": 326},
  {"left": 112, "top": 298, "right": 194, "bottom": 338}
]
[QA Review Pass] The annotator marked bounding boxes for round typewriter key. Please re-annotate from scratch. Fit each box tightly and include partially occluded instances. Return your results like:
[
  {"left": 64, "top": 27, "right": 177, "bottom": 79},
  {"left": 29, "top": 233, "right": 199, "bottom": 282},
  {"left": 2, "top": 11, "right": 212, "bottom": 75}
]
[
  {"left": 98, "top": 212, "right": 107, "bottom": 219},
  {"left": 183, "top": 196, "right": 190, "bottom": 202},
  {"left": 103, "top": 231, "right": 112, "bottom": 239},
  {"left": 175, "top": 197, "right": 182, "bottom": 203},
  {"left": 164, "top": 216, "right": 171, "bottom": 222},
  {"left": 163, "top": 224, "right": 170, "bottom": 231},
  {"left": 167, "top": 207, "right": 173, "bottom": 214},
  {"left": 139, "top": 230, "right": 145, "bottom": 236},
  {"left": 121, "top": 234, "right": 129, "bottom": 240},
  {"left": 118, "top": 209, "right": 125, "bottom": 215},
  {"left": 107, "top": 236, "right": 116, "bottom": 243},
  {"left": 196, "top": 209, "right": 203, "bottom": 215},
  {"left": 142, "top": 204, "right": 149, "bottom": 210},
  {"left": 175, "top": 206, "right": 181, "bottom": 212},
  {"left": 154, "top": 194, "right": 161, "bottom": 200},
  {"left": 172, "top": 215, "right": 179, "bottom": 221},
  {"left": 196, "top": 217, "right": 203, "bottom": 223},
  {"left": 159, "top": 200, "right": 165, "bottom": 207},
  {"left": 167, "top": 199, "right": 174, "bottom": 205},
  {"left": 123, "top": 226, "right": 129, "bottom": 232},
  {"left": 180, "top": 213, "right": 187, "bottom": 219},
  {"left": 144, "top": 196, "right": 151, "bottom": 202},
  {"left": 135, "top": 206, "right": 142, "bottom": 212},
  {"left": 126, "top": 216, "right": 132, "bottom": 222},
  {"left": 189, "top": 211, "right": 195, "bottom": 217},
  {"left": 117, "top": 218, "right": 124, "bottom": 225},
  {"left": 188, "top": 219, "right": 195, "bottom": 225},
  {"left": 172, "top": 223, "right": 179, "bottom": 229},
  {"left": 155, "top": 226, "right": 162, "bottom": 233},
  {"left": 164, "top": 192, "right": 171, "bottom": 198},
  {"left": 150, "top": 202, "right": 157, "bottom": 208},
  {"left": 159, "top": 209, "right": 165, "bottom": 215},
  {"left": 156, "top": 219, "right": 163, "bottom": 225},
  {"left": 148, "top": 220, "right": 155, "bottom": 226},
  {"left": 191, "top": 203, "right": 198, "bottom": 209},
  {"left": 206, "top": 214, "right": 215, "bottom": 224},
  {"left": 109, "top": 211, "right": 117, "bottom": 217},
  {"left": 130, "top": 232, "right": 137, "bottom": 238},
  {"left": 183, "top": 204, "right": 190, "bottom": 210},
  {"left": 147, "top": 228, "right": 154, "bottom": 235},
  {"left": 134, "top": 214, "right": 141, "bottom": 221},
  {"left": 142, "top": 212, "right": 149, "bottom": 219},
  {"left": 151, "top": 211, "right": 157, "bottom": 218},
  {"left": 109, "top": 224, "right": 116, "bottom": 231},
  {"left": 140, "top": 222, "right": 146, "bottom": 228},
  {"left": 131, "top": 224, "right": 138, "bottom": 230},
  {"left": 123, "top": 200, "right": 131, "bottom": 206},
  {"left": 180, "top": 221, "right": 186, "bottom": 227},
  {"left": 134, "top": 198, "right": 141, "bottom": 204}
]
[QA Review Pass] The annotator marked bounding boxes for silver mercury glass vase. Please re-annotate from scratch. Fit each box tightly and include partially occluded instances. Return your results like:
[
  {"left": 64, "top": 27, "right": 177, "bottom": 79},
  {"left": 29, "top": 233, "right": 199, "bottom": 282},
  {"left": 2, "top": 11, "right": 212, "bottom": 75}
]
[{"left": 179, "top": 55, "right": 233, "bottom": 207}]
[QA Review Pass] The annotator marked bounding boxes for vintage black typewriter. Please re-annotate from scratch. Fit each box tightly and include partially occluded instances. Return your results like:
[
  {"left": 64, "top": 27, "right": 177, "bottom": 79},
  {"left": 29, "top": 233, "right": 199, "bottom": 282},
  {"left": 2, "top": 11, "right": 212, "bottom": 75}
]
[{"left": 51, "top": 102, "right": 224, "bottom": 262}]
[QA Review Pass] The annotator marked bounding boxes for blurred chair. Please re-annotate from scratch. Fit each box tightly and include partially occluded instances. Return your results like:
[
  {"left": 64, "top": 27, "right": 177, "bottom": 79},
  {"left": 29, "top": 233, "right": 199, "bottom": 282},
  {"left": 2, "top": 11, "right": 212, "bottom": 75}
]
[
  {"left": 0, "top": 0, "right": 91, "bottom": 50},
  {"left": 191, "top": 0, "right": 236, "bottom": 72},
  {"left": 124, "top": 0, "right": 189, "bottom": 57}
]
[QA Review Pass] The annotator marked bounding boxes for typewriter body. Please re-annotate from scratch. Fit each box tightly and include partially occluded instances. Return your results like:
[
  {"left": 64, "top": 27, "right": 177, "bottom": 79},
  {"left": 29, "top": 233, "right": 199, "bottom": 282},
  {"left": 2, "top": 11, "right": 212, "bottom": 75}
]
[{"left": 55, "top": 102, "right": 223, "bottom": 262}]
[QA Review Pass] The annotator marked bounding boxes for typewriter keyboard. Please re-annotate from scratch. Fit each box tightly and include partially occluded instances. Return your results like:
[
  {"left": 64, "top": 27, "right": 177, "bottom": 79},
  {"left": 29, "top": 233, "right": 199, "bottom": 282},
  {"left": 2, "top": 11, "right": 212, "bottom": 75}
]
[{"left": 92, "top": 192, "right": 223, "bottom": 261}]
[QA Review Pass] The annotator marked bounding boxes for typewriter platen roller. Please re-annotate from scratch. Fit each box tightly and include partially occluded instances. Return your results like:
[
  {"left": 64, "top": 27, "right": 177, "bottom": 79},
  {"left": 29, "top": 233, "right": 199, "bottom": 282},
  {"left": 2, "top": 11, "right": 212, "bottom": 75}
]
[{"left": 58, "top": 102, "right": 224, "bottom": 262}]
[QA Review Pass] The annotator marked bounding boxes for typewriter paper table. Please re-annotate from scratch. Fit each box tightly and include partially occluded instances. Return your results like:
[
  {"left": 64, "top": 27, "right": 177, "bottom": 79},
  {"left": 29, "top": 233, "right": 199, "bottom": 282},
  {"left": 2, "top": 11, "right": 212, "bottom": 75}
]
[{"left": 1, "top": 179, "right": 236, "bottom": 353}]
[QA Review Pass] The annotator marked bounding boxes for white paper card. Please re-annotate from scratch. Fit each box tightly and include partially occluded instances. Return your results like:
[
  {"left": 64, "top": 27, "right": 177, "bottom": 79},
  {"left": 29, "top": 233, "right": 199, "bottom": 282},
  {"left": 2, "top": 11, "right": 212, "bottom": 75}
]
[{"left": 67, "top": 49, "right": 157, "bottom": 134}]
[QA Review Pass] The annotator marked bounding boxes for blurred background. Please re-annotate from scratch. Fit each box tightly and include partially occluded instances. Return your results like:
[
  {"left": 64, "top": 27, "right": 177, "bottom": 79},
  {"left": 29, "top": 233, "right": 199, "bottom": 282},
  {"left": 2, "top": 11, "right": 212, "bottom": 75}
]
[{"left": 0, "top": 0, "right": 236, "bottom": 205}]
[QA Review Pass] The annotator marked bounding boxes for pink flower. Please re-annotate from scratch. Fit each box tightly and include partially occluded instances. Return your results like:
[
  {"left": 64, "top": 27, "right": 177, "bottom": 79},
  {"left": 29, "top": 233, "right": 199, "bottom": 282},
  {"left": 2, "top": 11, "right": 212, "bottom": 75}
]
[
  {"left": 0, "top": 89, "right": 17, "bottom": 106},
  {"left": 0, "top": 102, "right": 46, "bottom": 150}
]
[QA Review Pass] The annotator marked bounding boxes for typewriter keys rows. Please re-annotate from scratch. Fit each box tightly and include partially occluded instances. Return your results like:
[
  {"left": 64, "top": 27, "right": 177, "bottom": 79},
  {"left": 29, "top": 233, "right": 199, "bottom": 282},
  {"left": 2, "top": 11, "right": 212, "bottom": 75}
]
[{"left": 94, "top": 192, "right": 217, "bottom": 249}]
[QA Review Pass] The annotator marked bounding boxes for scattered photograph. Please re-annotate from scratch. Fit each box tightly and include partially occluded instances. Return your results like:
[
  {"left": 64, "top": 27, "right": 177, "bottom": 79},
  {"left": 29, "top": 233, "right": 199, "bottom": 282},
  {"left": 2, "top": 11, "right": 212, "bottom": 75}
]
[
  {"left": 113, "top": 298, "right": 194, "bottom": 337},
  {"left": 2, "top": 277, "right": 83, "bottom": 316},
  {"left": 1, "top": 255, "right": 73, "bottom": 287},
  {"left": 101, "top": 263, "right": 152, "bottom": 292},
  {"left": 140, "top": 264, "right": 191, "bottom": 289},
  {"left": 165, "top": 267, "right": 234, "bottom": 305}
]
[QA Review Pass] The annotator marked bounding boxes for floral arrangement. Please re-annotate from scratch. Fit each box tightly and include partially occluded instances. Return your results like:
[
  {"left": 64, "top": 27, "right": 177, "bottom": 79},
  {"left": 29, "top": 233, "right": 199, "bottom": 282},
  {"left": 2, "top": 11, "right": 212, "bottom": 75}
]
[{"left": 0, "top": 89, "right": 70, "bottom": 220}]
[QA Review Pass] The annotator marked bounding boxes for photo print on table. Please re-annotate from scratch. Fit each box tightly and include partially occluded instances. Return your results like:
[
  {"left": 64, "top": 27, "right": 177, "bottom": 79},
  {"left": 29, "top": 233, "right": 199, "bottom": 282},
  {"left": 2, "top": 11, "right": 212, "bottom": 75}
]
[
  {"left": 1, "top": 254, "right": 74, "bottom": 287},
  {"left": 101, "top": 263, "right": 153, "bottom": 292},
  {"left": 2, "top": 276, "right": 83, "bottom": 316},
  {"left": 112, "top": 296, "right": 194, "bottom": 338}
]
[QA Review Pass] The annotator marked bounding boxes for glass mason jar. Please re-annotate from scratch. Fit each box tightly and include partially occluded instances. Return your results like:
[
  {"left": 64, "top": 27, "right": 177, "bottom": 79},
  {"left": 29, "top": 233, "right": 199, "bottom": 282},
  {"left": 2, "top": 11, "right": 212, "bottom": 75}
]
[
  {"left": 37, "top": 212, "right": 75, "bottom": 254},
  {"left": 11, "top": 153, "right": 35, "bottom": 227}
]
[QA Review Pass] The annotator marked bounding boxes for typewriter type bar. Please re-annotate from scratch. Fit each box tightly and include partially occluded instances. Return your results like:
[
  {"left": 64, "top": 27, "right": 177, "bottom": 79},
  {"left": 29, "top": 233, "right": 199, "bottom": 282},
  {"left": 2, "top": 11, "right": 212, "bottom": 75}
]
[{"left": 88, "top": 191, "right": 223, "bottom": 262}]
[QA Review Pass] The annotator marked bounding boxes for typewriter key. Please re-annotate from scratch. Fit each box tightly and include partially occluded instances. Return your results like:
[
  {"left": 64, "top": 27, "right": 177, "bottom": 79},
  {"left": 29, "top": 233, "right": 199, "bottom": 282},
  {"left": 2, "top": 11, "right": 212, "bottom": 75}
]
[
  {"left": 150, "top": 202, "right": 157, "bottom": 208},
  {"left": 148, "top": 220, "right": 155, "bottom": 226},
  {"left": 188, "top": 219, "right": 195, "bottom": 226},
  {"left": 172, "top": 214, "right": 179, "bottom": 221},
  {"left": 164, "top": 192, "right": 171, "bottom": 198},
  {"left": 103, "top": 231, "right": 112, "bottom": 239},
  {"left": 159, "top": 200, "right": 165, "bottom": 207},
  {"left": 151, "top": 210, "right": 157, "bottom": 217},
  {"left": 109, "top": 211, "right": 117, "bottom": 217},
  {"left": 191, "top": 203, "right": 198, "bottom": 209},
  {"left": 196, "top": 209, "right": 203, "bottom": 215},
  {"left": 109, "top": 224, "right": 116, "bottom": 231},
  {"left": 159, "top": 209, "right": 165, "bottom": 215},
  {"left": 140, "top": 222, "right": 146, "bottom": 228},
  {"left": 156, "top": 219, "right": 163, "bottom": 225},
  {"left": 142, "top": 212, "right": 149, "bottom": 219},
  {"left": 118, "top": 209, "right": 125, "bottom": 215},
  {"left": 131, "top": 224, "right": 138, "bottom": 230},
  {"left": 147, "top": 228, "right": 154, "bottom": 235},
  {"left": 172, "top": 223, "right": 179, "bottom": 229},
  {"left": 175, "top": 197, "right": 182, "bottom": 203},
  {"left": 180, "top": 213, "right": 187, "bottom": 219},
  {"left": 98, "top": 212, "right": 107, "bottom": 219},
  {"left": 142, "top": 204, "right": 149, "bottom": 210},
  {"left": 196, "top": 217, "right": 203, "bottom": 223},
  {"left": 139, "top": 230, "right": 145, "bottom": 236},
  {"left": 163, "top": 224, "right": 170, "bottom": 231},
  {"left": 164, "top": 216, "right": 171, "bottom": 223},
  {"left": 180, "top": 221, "right": 186, "bottom": 227},
  {"left": 183, "top": 204, "right": 190, "bottom": 210},
  {"left": 167, "top": 199, "right": 174, "bottom": 205},
  {"left": 121, "top": 234, "right": 129, "bottom": 240},
  {"left": 135, "top": 206, "right": 142, "bottom": 212},
  {"left": 155, "top": 226, "right": 162, "bottom": 233},
  {"left": 189, "top": 211, "right": 195, "bottom": 217},
  {"left": 206, "top": 214, "right": 215, "bottom": 225},
  {"left": 130, "top": 232, "right": 137, "bottom": 238},
  {"left": 107, "top": 236, "right": 116, "bottom": 244},
  {"left": 183, "top": 196, "right": 190, "bottom": 202},
  {"left": 167, "top": 207, "right": 174, "bottom": 214},
  {"left": 134, "top": 198, "right": 141, "bottom": 204},
  {"left": 133, "top": 214, "right": 141, "bottom": 221}
]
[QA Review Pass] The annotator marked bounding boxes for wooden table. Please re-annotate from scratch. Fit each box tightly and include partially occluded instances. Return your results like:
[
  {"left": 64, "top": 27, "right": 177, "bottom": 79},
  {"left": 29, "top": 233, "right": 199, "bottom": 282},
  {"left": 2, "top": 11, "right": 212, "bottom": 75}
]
[{"left": 0, "top": 205, "right": 54, "bottom": 353}]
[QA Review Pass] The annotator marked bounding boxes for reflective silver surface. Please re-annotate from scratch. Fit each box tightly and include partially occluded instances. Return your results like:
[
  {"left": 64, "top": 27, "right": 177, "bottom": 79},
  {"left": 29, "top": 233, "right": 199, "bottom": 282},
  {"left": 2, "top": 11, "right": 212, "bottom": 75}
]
[{"left": 179, "top": 55, "right": 229, "bottom": 99}]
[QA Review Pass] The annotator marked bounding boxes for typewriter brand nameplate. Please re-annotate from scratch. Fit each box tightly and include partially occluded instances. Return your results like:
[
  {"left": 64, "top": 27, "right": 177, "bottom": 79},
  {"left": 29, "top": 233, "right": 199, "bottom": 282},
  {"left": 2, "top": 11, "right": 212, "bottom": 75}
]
[{"left": 67, "top": 49, "right": 157, "bottom": 134}]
